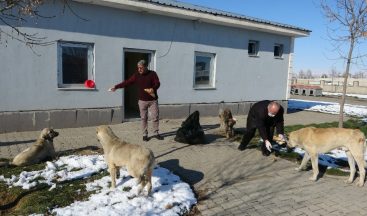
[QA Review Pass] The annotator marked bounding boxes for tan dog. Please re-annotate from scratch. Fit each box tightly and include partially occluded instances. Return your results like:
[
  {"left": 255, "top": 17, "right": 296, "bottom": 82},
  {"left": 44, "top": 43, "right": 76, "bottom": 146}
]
[
  {"left": 288, "top": 127, "right": 366, "bottom": 187},
  {"left": 273, "top": 135, "right": 286, "bottom": 145},
  {"left": 3, "top": 128, "right": 58, "bottom": 166},
  {"left": 96, "top": 125, "right": 155, "bottom": 195},
  {"left": 219, "top": 108, "right": 237, "bottom": 138}
]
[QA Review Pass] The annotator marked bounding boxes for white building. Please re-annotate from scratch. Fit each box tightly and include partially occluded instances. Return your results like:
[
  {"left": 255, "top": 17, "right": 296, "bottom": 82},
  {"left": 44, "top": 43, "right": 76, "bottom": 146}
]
[{"left": 0, "top": 0, "right": 310, "bottom": 132}]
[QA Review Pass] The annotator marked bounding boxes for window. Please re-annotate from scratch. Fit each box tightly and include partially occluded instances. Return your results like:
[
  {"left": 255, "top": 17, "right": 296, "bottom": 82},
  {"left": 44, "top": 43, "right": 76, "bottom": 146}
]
[
  {"left": 57, "top": 41, "right": 94, "bottom": 88},
  {"left": 194, "top": 52, "right": 216, "bottom": 88},
  {"left": 274, "top": 44, "right": 284, "bottom": 58},
  {"left": 248, "top": 40, "right": 259, "bottom": 56}
]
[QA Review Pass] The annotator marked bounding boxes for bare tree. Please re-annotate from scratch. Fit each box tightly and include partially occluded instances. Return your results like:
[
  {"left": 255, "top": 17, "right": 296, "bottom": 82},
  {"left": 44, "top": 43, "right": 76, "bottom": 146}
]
[
  {"left": 0, "top": 0, "right": 78, "bottom": 49},
  {"left": 320, "top": 0, "right": 367, "bottom": 128},
  {"left": 298, "top": 69, "right": 305, "bottom": 78},
  {"left": 306, "top": 69, "right": 313, "bottom": 78}
]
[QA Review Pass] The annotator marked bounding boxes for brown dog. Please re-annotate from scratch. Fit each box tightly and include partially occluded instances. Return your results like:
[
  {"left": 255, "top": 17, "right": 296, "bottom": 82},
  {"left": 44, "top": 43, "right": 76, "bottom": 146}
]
[
  {"left": 288, "top": 127, "right": 366, "bottom": 187},
  {"left": 96, "top": 125, "right": 155, "bottom": 195},
  {"left": 7, "top": 128, "right": 58, "bottom": 166},
  {"left": 219, "top": 108, "right": 236, "bottom": 138}
]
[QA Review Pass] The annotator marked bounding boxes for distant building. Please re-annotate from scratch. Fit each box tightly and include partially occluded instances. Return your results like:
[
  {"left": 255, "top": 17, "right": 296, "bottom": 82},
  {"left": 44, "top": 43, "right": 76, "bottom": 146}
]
[{"left": 0, "top": 0, "right": 310, "bottom": 132}]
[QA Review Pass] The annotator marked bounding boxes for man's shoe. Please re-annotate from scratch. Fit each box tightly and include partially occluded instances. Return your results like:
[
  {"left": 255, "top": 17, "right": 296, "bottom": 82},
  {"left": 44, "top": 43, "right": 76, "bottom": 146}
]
[
  {"left": 238, "top": 143, "right": 247, "bottom": 151},
  {"left": 143, "top": 136, "right": 149, "bottom": 142},
  {"left": 154, "top": 134, "right": 164, "bottom": 140}
]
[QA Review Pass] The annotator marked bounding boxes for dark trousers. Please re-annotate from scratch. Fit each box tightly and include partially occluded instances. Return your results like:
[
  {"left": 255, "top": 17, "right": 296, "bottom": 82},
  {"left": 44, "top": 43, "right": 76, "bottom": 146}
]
[{"left": 240, "top": 126, "right": 275, "bottom": 148}]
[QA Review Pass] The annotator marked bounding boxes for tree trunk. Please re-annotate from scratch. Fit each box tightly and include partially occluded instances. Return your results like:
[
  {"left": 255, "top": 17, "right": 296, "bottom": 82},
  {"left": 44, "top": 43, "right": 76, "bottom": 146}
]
[{"left": 338, "top": 37, "right": 355, "bottom": 128}]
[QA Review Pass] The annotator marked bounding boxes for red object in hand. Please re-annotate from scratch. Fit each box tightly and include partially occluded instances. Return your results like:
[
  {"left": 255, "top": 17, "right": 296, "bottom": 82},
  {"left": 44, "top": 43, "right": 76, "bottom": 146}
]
[{"left": 84, "top": 80, "right": 95, "bottom": 88}]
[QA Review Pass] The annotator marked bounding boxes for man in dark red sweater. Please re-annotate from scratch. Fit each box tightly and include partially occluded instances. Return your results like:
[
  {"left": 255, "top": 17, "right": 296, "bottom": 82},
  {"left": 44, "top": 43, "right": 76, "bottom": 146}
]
[{"left": 109, "top": 60, "right": 163, "bottom": 141}]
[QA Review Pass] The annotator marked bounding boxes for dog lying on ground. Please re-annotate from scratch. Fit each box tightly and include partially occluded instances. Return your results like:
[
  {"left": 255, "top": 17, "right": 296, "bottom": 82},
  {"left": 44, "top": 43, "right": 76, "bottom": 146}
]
[
  {"left": 219, "top": 108, "right": 237, "bottom": 138},
  {"left": 288, "top": 127, "right": 366, "bottom": 187},
  {"left": 0, "top": 128, "right": 59, "bottom": 167},
  {"left": 96, "top": 125, "right": 155, "bottom": 195}
]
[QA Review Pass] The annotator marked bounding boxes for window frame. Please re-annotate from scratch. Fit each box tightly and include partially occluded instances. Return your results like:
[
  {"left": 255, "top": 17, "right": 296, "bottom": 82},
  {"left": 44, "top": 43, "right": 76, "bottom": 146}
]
[
  {"left": 248, "top": 40, "right": 259, "bottom": 57},
  {"left": 193, "top": 52, "right": 216, "bottom": 89},
  {"left": 274, "top": 43, "right": 284, "bottom": 59},
  {"left": 57, "top": 41, "right": 95, "bottom": 89}
]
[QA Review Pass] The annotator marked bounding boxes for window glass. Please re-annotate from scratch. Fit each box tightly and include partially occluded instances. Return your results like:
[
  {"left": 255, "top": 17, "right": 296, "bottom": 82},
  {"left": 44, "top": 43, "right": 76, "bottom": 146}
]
[
  {"left": 194, "top": 52, "right": 215, "bottom": 88},
  {"left": 58, "top": 42, "right": 94, "bottom": 88},
  {"left": 62, "top": 46, "right": 89, "bottom": 84},
  {"left": 248, "top": 40, "right": 259, "bottom": 56},
  {"left": 274, "top": 44, "right": 283, "bottom": 58}
]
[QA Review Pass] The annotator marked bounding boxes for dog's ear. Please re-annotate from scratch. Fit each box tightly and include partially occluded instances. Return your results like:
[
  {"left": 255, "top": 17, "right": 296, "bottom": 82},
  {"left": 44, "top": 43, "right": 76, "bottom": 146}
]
[{"left": 40, "top": 128, "right": 50, "bottom": 138}]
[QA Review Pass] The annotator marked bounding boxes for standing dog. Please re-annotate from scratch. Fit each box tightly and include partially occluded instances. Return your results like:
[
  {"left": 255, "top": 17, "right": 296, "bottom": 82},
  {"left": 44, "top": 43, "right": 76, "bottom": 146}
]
[
  {"left": 96, "top": 125, "right": 155, "bottom": 195},
  {"left": 288, "top": 127, "right": 366, "bottom": 187},
  {"left": 0, "top": 128, "right": 59, "bottom": 166},
  {"left": 219, "top": 108, "right": 237, "bottom": 138}
]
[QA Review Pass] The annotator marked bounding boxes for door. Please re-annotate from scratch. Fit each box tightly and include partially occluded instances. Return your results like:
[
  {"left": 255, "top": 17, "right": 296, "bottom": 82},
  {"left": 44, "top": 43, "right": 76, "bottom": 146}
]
[{"left": 123, "top": 49, "right": 154, "bottom": 119}]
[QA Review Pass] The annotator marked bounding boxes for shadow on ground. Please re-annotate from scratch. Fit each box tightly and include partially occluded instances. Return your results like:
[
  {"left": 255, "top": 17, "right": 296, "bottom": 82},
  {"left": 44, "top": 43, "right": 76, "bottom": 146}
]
[
  {"left": 159, "top": 159, "right": 204, "bottom": 185},
  {"left": 0, "top": 140, "right": 36, "bottom": 147}
]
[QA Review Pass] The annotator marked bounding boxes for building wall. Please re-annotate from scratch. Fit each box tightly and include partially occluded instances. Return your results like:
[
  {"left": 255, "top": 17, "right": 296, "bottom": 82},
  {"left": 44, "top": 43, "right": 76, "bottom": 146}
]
[
  {"left": 0, "top": 1, "right": 291, "bottom": 132},
  {"left": 293, "top": 78, "right": 367, "bottom": 94}
]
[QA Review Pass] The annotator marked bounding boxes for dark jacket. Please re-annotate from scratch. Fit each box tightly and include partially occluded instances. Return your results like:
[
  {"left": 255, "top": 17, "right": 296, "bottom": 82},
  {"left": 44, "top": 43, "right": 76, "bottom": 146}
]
[
  {"left": 114, "top": 70, "right": 160, "bottom": 101},
  {"left": 247, "top": 100, "right": 284, "bottom": 141}
]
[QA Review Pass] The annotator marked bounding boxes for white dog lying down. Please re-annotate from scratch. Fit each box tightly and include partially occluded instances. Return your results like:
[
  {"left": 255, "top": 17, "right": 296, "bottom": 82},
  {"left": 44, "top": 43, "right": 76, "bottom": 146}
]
[
  {"left": 0, "top": 128, "right": 59, "bottom": 166},
  {"left": 288, "top": 127, "right": 366, "bottom": 187},
  {"left": 96, "top": 125, "right": 155, "bottom": 195}
]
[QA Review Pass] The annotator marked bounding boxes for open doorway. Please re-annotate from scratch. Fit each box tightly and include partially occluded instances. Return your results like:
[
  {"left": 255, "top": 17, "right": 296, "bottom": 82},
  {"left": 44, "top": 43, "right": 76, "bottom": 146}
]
[{"left": 124, "top": 49, "right": 154, "bottom": 119}]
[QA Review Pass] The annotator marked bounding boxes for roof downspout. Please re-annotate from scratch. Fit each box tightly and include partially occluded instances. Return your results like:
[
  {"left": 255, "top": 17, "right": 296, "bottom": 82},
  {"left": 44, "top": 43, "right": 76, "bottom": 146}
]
[{"left": 286, "top": 37, "right": 295, "bottom": 101}]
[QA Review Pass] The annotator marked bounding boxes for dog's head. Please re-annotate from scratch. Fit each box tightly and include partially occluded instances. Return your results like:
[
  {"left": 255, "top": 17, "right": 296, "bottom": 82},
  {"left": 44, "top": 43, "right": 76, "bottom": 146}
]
[
  {"left": 40, "top": 128, "right": 59, "bottom": 141},
  {"left": 288, "top": 131, "right": 299, "bottom": 148},
  {"left": 273, "top": 135, "right": 286, "bottom": 145},
  {"left": 96, "top": 125, "right": 117, "bottom": 147}
]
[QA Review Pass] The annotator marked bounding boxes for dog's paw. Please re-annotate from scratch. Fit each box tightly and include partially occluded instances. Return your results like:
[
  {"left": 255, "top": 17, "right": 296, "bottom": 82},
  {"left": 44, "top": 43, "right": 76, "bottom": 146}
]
[
  {"left": 344, "top": 179, "right": 353, "bottom": 184},
  {"left": 309, "top": 176, "right": 317, "bottom": 181},
  {"left": 295, "top": 167, "right": 302, "bottom": 172},
  {"left": 356, "top": 181, "right": 364, "bottom": 187}
]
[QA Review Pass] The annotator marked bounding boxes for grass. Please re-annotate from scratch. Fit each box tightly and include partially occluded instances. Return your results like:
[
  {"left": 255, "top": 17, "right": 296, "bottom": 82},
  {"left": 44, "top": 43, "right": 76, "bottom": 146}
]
[
  {"left": 325, "top": 168, "right": 350, "bottom": 176},
  {"left": 284, "top": 118, "right": 367, "bottom": 135},
  {"left": 12, "top": 170, "right": 108, "bottom": 215},
  {"left": 0, "top": 163, "right": 46, "bottom": 178},
  {"left": 0, "top": 149, "right": 109, "bottom": 215}
]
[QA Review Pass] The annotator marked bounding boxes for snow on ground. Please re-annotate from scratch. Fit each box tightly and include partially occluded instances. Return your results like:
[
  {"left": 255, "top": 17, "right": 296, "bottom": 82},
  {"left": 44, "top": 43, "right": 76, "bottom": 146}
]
[
  {"left": 292, "top": 147, "right": 367, "bottom": 169},
  {"left": 323, "top": 92, "right": 367, "bottom": 99},
  {"left": 0, "top": 155, "right": 196, "bottom": 216},
  {"left": 288, "top": 99, "right": 367, "bottom": 118}
]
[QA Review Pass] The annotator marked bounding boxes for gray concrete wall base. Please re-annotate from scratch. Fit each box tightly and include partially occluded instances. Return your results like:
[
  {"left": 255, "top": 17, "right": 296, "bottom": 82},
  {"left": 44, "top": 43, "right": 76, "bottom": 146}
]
[
  {"left": 190, "top": 104, "right": 221, "bottom": 117},
  {"left": 0, "top": 107, "right": 123, "bottom": 133},
  {"left": 0, "top": 102, "right": 288, "bottom": 133},
  {"left": 159, "top": 104, "right": 190, "bottom": 119}
]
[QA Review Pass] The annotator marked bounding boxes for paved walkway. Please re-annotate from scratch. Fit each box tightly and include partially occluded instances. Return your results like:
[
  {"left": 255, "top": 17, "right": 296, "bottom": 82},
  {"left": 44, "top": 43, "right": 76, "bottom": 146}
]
[{"left": 1, "top": 110, "right": 367, "bottom": 215}]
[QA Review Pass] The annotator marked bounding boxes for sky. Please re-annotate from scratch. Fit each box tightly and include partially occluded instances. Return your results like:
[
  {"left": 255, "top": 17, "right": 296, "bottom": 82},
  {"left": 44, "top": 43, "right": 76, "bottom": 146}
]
[{"left": 178, "top": 0, "right": 367, "bottom": 76}]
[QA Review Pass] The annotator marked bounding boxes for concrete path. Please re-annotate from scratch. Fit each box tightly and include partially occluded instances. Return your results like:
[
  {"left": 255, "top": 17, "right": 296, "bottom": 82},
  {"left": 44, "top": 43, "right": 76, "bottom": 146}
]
[{"left": 1, "top": 110, "right": 366, "bottom": 216}]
